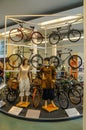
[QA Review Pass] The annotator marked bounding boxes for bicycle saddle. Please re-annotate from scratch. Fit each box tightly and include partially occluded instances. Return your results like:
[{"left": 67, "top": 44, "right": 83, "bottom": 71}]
[{"left": 57, "top": 27, "right": 61, "bottom": 30}]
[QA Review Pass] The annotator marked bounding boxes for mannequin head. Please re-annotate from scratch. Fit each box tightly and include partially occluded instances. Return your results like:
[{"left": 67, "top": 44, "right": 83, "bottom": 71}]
[
  {"left": 23, "top": 58, "right": 28, "bottom": 65},
  {"left": 43, "top": 57, "right": 50, "bottom": 66}
]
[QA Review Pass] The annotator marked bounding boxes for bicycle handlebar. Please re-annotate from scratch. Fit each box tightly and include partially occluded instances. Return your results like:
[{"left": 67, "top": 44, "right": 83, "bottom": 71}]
[
  {"left": 57, "top": 48, "right": 72, "bottom": 55},
  {"left": 64, "top": 48, "right": 72, "bottom": 52}
]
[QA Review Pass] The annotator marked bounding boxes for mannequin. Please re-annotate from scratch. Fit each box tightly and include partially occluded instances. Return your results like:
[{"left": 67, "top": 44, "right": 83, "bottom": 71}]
[
  {"left": 40, "top": 57, "right": 56, "bottom": 108},
  {"left": 18, "top": 58, "right": 32, "bottom": 104}
]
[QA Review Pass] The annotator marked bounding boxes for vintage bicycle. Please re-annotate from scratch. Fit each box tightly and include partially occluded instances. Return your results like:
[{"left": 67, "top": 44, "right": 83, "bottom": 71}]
[
  {"left": 60, "top": 77, "right": 82, "bottom": 105},
  {"left": 9, "top": 23, "right": 43, "bottom": 45},
  {"left": 49, "top": 48, "right": 82, "bottom": 69},
  {"left": 49, "top": 24, "right": 81, "bottom": 45},
  {"left": 8, "top": 47, "right": 43, "bottom": 69},
  {"left": 31, "top": 75, "right": 69, "bottom": 109}
]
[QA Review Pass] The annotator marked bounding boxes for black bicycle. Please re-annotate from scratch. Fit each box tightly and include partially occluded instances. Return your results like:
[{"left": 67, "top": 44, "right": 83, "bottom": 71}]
[
  {"left": 6, "top": 78, "right": 19, "bottom": 104},
  {"left": 8, "top": 47, "right": 43, "bottom": 69},
  {"left": 61, "top": 78, "right": 82, "bottom": 105},
  {"left": 49, "top": 24, "right": 81, "bottom": 45},
  {"left": 49, "top": 48, "right": 82, "bottom": 69},
  {"left": 55, "top": 80, "right": 69, "bottom": 109}
]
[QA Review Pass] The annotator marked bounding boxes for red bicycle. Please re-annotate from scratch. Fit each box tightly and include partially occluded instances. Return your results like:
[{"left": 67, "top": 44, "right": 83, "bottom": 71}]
[{"left": 9, "top": 23, "right": 43, "bottom": 45}]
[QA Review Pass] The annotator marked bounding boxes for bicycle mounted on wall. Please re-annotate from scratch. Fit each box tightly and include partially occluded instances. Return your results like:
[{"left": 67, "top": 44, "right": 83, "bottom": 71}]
[
  {"left": 49, "top": 48, "right": 82, "bottom": 69},
  {"left": 7, "top": 47, "right": 43, "bottom": 69},
  {"left": 9, "top": 22, "right": 43, "bottom": 45},
  {"left": 49, "top": 23, "right": 81, "bottom": 45}
]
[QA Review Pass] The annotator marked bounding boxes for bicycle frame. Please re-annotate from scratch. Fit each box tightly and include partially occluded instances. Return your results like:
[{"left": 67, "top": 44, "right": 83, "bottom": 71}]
[
  {"left": 18, "top": 24, "right": 34, "bottom": 41},
  {"left": 56, "top": 24, "right": 72, "bottom": 40},
  {"left": 57, "top": 49, "right": 72, "bottom": 65}
]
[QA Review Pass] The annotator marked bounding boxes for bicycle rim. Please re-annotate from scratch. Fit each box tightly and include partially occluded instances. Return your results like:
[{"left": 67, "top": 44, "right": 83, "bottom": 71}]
[
  {"left": 31, "top": 32, "right": 43, "bottom": 45},
  {"left": 49, "top": 33, "right": 60, "bottom": 45},
  {"left": 58, "top": 92, "right": 69, "bottom": 109},
  {"left": 6, "top": 91, "right": 17, "bottom": 103},
  {"left": 33, "top": 95, "right": 40, "bottom": 108},
  {"left": 68, "top": 55, "right": 82, "bottom": 69},
  {"left": 68, "top": 89, "right": 81, "bottom": 105},
  {"left": 68, "top": 29, "right": 81, "bottom": 42},
  {"left": 75, "top": 84, "right": 83, "bottom": 97},
  {"left": 8, "top": 54, "right": 22, "bottom": 68},
  {"left": 50, "top": 56, "right": 59, "bottom": 68},
  {"left": 31, "top": 54, "right": 43, "bottom": 68},
  {"left": 9, "top": 28, "right": 23, "bottom": 42}
]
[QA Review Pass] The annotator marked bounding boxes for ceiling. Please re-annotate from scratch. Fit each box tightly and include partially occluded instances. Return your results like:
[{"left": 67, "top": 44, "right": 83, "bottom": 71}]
[{"left": 0, "top": 0, "right": 83, "bottom": 29}]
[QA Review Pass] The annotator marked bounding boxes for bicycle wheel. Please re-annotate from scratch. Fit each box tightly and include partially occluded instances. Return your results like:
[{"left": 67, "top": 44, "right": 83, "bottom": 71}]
[
  {"left": 31, "top": 31, "right": 43, "bottom": 45},
  {"left": 49, "top": 33, "right": 60, "bottom": 45},
  {"left": 50, "top": 56, "right": 59, "bottom": 68},
  {"left": 6, "top": 90, "right": 18, "bottom": 103},
  {"left": 31, "top": 54, "right": 43, "bottom": 68},
  {"left": 8, "top": 54, "right": 22, "bottom": 68},
  {"left": 33, "top": 93, "right": 41, "bottom": 108},
  {"left": 58, "top": 91, "right": 69, "bottom": 109},
  {"left": 68, "top": 88, "right": 81, "bottom": 105},
  {"left": 68, "top": 29, "right": 81, "bottom": 42},
  {"left": 9, "top": 28, "right": 23, "bottom": 42},
  {"left": 68, "top": 55, "right": 82, "bottom": 69},
  {"left": 74, "top": 84, "right": 83, "bottom": 97}
]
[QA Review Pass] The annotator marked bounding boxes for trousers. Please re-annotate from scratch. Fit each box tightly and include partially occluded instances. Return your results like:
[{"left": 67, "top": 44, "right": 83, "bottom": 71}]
[{"left": 19, "top": 78, "right": 30, "bottom": 97}]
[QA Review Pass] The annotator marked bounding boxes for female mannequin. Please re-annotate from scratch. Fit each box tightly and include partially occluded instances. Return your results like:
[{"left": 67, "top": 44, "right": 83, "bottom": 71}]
[{"left": 18, "top": 58, "right": 32, "bottom": 103}]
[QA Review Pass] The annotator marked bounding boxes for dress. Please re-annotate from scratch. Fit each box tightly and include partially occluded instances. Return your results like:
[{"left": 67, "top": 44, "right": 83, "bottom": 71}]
[
  {"left": 19, "top": 65, "right": 30, "bottom": 97},
  {"left": 40, "top": 65, "right": 56, "bottom": 100}
]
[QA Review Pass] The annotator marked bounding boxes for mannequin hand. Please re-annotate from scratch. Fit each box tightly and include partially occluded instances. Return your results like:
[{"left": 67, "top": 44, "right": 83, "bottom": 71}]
[
  {"left": 52, "top": 80, "right": 55, "bottom": 83},
  {"left": 42, "top": 77, "right": 46, "bottom": 80}
]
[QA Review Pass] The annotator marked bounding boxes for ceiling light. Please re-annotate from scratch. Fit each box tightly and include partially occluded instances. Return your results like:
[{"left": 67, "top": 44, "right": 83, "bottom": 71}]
[{"left": 39, "top": 15, "right": 82, "bottom": 26}]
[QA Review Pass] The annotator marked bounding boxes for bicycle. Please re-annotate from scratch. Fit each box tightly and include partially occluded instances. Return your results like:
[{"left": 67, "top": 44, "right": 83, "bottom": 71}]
[
  {"left": 9, "top": 23, "right": 43, "bottom": 45},
  {"left": 68, "top": 75, "right": 83, "bottom": 97},
  {"left": 60, "top": 77, "right": 82, "bottom": 105},
  {"left": 8, "top": 47, "right": 43, "bottom": 69},
  {"left": 6, "top": 78, "right": 19, "bottom": 104},
  {"left": 49, "top": 24, "right": 81, "bottom": 45},
  {"left": 49, "top": 48, "right": 82, "bottom": 69},
  {"left": 31, "top": 75, "right": 69, "bottom": 109},
  {"left": 54, "top": 80, "right": 69, "bottom": 109}
]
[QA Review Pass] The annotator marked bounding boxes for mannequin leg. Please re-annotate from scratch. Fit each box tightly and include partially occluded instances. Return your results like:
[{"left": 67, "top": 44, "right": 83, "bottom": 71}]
[
  {"left": 20, "top": 96, "right": 23, "bottom": 103},
  {"left": 26, "top": 96, "right": 28, "bottom": 102},
  {"left": 51, "top": 100, "right": 56, "bottom": 107},
  {"left": 44, "top": 100, "right": 47, "bottom": 107}
]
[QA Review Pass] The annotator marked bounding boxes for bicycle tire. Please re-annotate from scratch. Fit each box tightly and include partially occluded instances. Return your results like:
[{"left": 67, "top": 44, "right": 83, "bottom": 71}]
[
  {"left": 68, "top": 55, "right": 82, "bottom": 69},
  {"left": 33, "top": 94, "right": 40, "bottom": 108},
  {"left": 6, "top": 90, "right": 18, "bottom": 103},
  {"left": 49, "top": 56, "right": 59, "bottom": 68},
  {"left": 31, "top": 54, "right": 43, "bottom": 68},
  {"left": 74, "top": 84, "right": 83, "bottom": 97},
  {"left": 58, "top": 91, "right": 69, "bottom": 109},
  {"left": 49, "top": 32, "right": 60, "bottom": 45},
  {"left": 68, "top": 29, "right": 81, "bottom": 42},
  {"left": 68, "top": 88, "right": 81, "bottom": 105},
  {"left": 31, "top": 31, "right": 43, "bottom": 45},
  {"left": 8, "top": 54, "right": 22, "bottom": 68},
  {"left": 9, "top": 28, "right": 23, "bottom": 42}
]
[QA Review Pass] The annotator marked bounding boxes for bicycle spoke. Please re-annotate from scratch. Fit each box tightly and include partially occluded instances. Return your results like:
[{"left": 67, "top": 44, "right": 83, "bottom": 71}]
[
  {"left": 8, "top": 54, "right": 22, "bottom": 68},
  {"left": 9, "top": 28, "right": 23, "bottom": 42},
  {"left": 68, "top": 29, "right": 81, "bottom": 42},
  {"left": 31, "top": 32, "right": 43, "bottom": 45}
]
